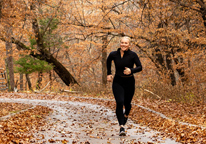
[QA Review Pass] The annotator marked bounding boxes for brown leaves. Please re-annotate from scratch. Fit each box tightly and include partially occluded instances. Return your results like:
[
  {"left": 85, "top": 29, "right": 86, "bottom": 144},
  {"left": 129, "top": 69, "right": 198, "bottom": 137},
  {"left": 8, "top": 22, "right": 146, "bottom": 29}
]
[
  {"left": 61, "top": 95, "right": 206, "bottom": 143},
  {"left": 0, "top": 102, "right": 32, "bottom": 117},
  {"left": 137, "top": 99, "right": 206, "bottom": 126},
  {"left": 1, "top": 92, "right": 206, "bottom": 143},
  {"left": 0, "top": 104, "right": 52, "bottom": 143}
]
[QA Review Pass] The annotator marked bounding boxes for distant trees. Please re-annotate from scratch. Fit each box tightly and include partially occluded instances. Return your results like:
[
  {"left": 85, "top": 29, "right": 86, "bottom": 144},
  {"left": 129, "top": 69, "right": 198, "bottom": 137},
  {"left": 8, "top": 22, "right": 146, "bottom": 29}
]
[
  {"left": 134, "top": 0, "right": 206, "bottom": 86},
  {"left": 0, "top": 0, "right": 79, "bottom": 90},
  {"left": 0, "top": 0, "right": 205, "bottom": 96}
]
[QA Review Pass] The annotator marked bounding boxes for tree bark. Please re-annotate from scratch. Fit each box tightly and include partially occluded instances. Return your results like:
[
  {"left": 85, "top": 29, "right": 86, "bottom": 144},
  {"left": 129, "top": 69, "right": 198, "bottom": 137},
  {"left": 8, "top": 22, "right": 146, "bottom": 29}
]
[
  {"left": 5, "top": 28, "right": 15, "bottom": 91},
  {"left": 165, "top": 53, "right": 176, "bottom": 86},
  {"left": 102, "top": 35, "right": 107, "bottom": 86},
  {"left": 49, "top": 70, "right": 52, "bottom": 90},
  {"left": 32, "top": 50, "right": 78, "bottom": 86},
  {"left": 20, "top": 73, "right": 23, "bottom": 91},
  {"left": 25, "top": 74, "right": 32, "bottom": 91},
  {"left": 36, "top": 71, "right": 43, "bottom": 90},
  {"left": 0, "top": 0, "right": 2, "bottom": 19}
]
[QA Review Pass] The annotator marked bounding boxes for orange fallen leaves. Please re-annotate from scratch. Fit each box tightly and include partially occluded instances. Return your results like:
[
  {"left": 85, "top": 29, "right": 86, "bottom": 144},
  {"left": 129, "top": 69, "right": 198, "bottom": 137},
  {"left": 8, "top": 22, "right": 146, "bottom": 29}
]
[
  {"left": 0, "top": 92, "right": 206, "bottom": 143},
  {"left": 0, "top": 102, "right": 32, "bottom": 117},
  {"left": 0, "top": 104, "right": 53, "bottom": 143},
  {"left": 58, "top": 94, "right": 206, "bottom": 143}
]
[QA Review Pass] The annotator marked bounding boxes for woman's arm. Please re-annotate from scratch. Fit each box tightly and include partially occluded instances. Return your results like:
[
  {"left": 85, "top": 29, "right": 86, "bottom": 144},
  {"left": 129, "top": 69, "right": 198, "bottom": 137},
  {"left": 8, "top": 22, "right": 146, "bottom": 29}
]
[
  {"left": 130, "top": 53, "right": 142, "bottom": 74},
  {"left": 106, "top": 52, "right": 113, "bottom": 75},
  {"left": 106, "top": 52, "right": 114, "bottom": 82}
]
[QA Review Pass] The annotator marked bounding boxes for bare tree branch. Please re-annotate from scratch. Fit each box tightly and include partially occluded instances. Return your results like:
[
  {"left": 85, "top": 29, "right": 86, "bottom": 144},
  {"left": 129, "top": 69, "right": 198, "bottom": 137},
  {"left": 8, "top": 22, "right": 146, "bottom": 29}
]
[
  {"left": 97, "top": 0, "right": 132, "bottom": 26},
  {"left": 196, "top": 0, "right": 206, "bottom": 10},
  {"left": 169, "top": 0, "right": 202, "bottom": 13}
]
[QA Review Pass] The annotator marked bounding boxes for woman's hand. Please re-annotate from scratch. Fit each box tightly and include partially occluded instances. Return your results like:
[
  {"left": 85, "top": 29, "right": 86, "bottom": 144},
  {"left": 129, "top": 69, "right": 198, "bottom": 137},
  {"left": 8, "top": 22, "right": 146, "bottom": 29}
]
[
  {"left": 124, "top": 67, "right": 131, "bottom": 75},
  {"left": 107, "top": 75, "right": 113, "bottom": 82}
]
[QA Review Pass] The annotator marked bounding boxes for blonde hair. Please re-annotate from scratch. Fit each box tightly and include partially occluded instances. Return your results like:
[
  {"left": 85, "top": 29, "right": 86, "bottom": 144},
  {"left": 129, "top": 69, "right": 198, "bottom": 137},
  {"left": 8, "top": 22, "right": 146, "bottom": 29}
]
[{"left": 120, "top": 36, "right": 131, "bottom": 44}]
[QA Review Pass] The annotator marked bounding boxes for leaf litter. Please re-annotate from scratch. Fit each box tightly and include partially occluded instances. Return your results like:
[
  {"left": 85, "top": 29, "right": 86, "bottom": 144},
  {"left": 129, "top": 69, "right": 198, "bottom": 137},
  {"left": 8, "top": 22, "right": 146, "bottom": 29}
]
[
  {"left": 0, "top": 95, "right": 177, "bottom": 144},
  {"left": 0, "top": 102, "right": 33, "bottom": 117},
  {"left": 0, "top": 104, "right": 52, "bottom": 143},
  {"left": 0, "top": 92, "right": 205, "bottom": 143}
]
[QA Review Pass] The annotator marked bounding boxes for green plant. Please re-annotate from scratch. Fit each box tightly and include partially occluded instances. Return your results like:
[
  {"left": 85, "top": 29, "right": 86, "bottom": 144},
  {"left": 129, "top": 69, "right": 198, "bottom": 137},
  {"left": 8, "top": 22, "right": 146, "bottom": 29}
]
[{"left": 14, "top": 56, "right": 53, "bottom": 74}]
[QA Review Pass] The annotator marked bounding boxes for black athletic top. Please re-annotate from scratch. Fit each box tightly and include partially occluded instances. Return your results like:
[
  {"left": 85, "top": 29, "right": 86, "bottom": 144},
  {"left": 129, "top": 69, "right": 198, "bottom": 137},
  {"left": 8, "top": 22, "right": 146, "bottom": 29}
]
[{"left": 107, "top": 48, "right": 142, "bottom": 77}]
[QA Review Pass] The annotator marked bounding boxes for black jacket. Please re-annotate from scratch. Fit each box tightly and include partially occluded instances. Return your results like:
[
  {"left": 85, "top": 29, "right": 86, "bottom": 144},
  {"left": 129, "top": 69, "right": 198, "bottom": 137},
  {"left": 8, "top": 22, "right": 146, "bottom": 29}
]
[{"left": 107, "top": 48, "right": 142, "bottom": 77}]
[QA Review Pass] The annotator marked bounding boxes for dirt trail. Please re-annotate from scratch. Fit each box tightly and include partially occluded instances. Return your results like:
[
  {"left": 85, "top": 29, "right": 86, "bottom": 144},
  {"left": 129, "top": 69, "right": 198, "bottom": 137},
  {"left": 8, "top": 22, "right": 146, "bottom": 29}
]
[{"left": 0, "top": 98, "right": 179, "bottom": 144}]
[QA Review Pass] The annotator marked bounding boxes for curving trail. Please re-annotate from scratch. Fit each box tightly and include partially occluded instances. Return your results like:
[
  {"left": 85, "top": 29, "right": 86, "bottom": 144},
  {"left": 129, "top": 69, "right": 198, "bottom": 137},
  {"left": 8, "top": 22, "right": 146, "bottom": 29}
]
[{"left": 0, "top": 98, "right": 179, "bottom": 144}]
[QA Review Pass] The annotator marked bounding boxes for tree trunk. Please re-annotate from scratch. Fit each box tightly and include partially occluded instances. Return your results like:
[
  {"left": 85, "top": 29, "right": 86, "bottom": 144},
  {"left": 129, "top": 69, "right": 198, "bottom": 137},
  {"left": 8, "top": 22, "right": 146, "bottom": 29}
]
[
  {"left": 49, "top": 70, "right": 52, "bottom": 90},
  {"left": 20, "top": 73, "right": 23, "bottom": 91},
  {"left": 165, "top": 53, "right": 176, "bottom": 86},
  {"left": 102, "top": 35, "right": 107, "bottom": 86},
  {"left": 0, "top": 0, "right": 3, "bottom": 19},
  {"left": 154, "top": 48, "right": 166, "bottom": 70},
  {"left": 25, "top": 74, "right": 32, "bottom": 91},
  {"left": 29, "top": 3, "right": 78, "bottom": 87},
  {"left": 36, "top": 71, "right": 43, "bottom": 90},
  {"left": 174, "top": 56, "right": 187, "bottom": 83},
  {"left": 0, "top": 0, "right": 2, "bottom": 19},
  {"left": 37, "top": 50, "right": 78, "bottom": 86},
  {"left": 6, "top": 28, "right": 15, "bottom": 91}
]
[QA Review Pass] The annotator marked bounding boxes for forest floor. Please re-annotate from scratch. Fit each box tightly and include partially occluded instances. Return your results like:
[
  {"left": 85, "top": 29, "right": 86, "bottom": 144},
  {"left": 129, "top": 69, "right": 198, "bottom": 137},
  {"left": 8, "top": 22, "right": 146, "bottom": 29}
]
[{"left": 0, "top": 92, "right": 205, "bottom": 143}]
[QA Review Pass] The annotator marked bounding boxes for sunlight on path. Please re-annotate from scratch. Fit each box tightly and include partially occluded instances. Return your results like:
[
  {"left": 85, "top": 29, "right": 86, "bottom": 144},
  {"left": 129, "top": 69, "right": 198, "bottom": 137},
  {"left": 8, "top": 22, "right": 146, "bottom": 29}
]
[{"left": 0, "top": 98, "right": 179, "bottom": 144}]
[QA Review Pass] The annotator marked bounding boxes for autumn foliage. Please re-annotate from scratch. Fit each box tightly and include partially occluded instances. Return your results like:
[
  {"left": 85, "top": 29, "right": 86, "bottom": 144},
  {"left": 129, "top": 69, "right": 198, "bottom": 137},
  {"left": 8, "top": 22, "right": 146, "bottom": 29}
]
[
  {"left": 0, "top": 0, "right": 205, "bottom": 100},
  {"left": 0, "top": 0, "right": 206, "bottom": 142}
]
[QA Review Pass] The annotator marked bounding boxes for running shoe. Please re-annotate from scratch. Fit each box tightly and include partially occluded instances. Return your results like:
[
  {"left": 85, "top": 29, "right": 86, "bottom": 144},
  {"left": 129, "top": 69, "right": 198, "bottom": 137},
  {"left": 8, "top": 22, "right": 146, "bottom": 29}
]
[{"left": 119, "top": 127, "right": 126, "bottom": 136}]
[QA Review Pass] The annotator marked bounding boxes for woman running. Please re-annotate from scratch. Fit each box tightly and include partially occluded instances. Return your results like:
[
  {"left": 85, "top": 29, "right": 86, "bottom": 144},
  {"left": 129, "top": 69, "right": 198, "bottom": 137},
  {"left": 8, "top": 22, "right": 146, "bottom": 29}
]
[{"left": 106, "top": 36, "right": 142, "bottom": 136}]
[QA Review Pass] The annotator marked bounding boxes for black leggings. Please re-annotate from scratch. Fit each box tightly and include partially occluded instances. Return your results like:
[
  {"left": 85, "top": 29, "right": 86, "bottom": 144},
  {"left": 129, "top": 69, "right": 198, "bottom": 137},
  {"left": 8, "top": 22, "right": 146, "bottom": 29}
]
[{"left": 112, "top": 75, "right": 135, "bottom": 125}]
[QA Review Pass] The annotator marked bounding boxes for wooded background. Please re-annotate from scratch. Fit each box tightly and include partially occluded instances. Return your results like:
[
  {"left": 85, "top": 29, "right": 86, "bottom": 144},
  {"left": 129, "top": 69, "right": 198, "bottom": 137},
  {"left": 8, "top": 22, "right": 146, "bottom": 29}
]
[{"left": 0, "top": 0, "right": 205, "bottom": 103}]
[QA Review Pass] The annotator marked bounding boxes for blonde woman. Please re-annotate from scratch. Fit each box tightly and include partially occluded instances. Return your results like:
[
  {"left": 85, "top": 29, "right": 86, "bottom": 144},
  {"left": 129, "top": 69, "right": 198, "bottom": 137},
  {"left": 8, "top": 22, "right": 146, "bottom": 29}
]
[{"left": 107, "top": 36, "right": 142, "bottom": 136}]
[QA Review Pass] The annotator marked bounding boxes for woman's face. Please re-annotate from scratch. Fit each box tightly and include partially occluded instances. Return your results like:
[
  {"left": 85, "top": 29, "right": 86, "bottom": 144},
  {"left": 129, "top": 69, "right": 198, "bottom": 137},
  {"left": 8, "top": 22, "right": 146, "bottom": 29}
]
[{"left": 120, "top": 38, "right": 130, "bottom": 51}]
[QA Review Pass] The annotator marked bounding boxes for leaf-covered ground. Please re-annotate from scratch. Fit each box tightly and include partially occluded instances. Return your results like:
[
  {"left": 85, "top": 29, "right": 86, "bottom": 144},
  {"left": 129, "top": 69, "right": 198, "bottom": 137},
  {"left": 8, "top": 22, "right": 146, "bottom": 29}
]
[
  {"left": 65, "top": 95, "right": 206, "bottom": 144},
  {"left": 0, "top": 92, "right": 205, "bottom": 143},
  {"left": 0, "top": 104, "right": 52, "bottom": 143},
  {"left": 0, "top": 102, "right": 32, "bottom": 117},
  {"left": 0, "top": 98, "right": 177, "bottom": 144}
]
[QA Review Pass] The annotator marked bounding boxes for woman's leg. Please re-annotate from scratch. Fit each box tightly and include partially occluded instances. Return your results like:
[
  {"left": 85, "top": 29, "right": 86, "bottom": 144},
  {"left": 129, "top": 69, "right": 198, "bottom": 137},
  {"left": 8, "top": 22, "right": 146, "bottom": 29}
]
[
  {"left": 124, "top": 77, "right": 135, "bottom": 117},
  {"left": 112, "top": 81, "right": 125, "bottom": 126}
]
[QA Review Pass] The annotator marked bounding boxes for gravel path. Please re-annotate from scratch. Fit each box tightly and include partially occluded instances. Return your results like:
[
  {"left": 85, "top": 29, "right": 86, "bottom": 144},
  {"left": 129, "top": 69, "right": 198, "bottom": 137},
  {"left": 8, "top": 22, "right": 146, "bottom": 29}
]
[{"left": 0, "top": 98, "right": 179, "bottom": 144}]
